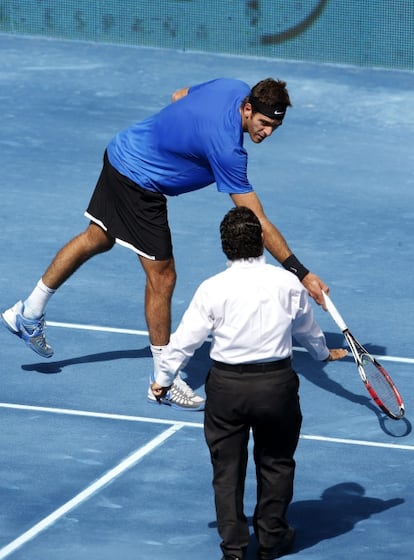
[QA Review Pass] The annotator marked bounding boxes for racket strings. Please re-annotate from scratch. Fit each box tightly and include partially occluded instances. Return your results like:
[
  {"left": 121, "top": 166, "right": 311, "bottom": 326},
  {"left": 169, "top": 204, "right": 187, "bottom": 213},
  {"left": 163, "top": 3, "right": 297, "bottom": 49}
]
[
  {"left": 361, "top": 356, "right": 403, "bottom": 418},
  {"left": 324, "top": 293, "right": 405, "bottom": 420}
]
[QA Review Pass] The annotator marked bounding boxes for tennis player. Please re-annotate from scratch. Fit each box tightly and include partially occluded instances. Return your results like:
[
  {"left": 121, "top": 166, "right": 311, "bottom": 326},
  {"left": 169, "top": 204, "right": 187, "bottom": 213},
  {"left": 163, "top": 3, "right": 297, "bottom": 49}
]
[
  {"left": 2, "top": 77, "right": 328, "bottom": 411},
  {"left": 151, "top": 206, "right": 347, "bottom": 560}
]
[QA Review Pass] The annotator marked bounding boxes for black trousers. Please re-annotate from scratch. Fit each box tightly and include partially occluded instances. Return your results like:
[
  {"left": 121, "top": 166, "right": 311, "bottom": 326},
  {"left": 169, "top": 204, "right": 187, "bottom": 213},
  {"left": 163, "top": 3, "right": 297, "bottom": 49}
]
[{"left": 204, "top": 361, "right": 302, "bottom": 558}]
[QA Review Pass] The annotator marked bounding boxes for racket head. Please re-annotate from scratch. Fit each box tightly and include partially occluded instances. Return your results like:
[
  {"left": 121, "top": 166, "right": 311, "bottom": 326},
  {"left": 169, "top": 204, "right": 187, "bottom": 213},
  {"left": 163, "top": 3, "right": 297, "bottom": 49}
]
[{"left": 344, "top": 331, "right": 405, "bottom": 420}]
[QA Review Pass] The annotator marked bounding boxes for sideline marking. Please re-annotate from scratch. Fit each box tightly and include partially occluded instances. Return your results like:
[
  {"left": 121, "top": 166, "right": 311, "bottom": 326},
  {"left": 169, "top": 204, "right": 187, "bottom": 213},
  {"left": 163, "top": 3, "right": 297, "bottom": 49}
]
[
  {"left": 47, "top": 320, "right": 148, "bottom": 337},
  {"left": 1, "top": 402, "right": 413, "bottom": 451},
  {"left": 0, "top": 422, "right": 184, "bottom": 559},
  {"left": 47, "top": 321, "right": 414, "bottom": 365},
  {"left": 300, "top": 434, "right": 414, "bottom": 451},
  {"left": 0, "top": 402, "right": 204, "bottom": 428}
]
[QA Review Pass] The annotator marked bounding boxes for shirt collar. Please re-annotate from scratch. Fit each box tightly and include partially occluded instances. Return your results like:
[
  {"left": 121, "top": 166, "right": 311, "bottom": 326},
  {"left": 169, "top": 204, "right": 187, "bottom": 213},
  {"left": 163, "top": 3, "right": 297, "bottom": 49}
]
[{"left": 227, "top": 255, "right": 266, "bottom": 268}]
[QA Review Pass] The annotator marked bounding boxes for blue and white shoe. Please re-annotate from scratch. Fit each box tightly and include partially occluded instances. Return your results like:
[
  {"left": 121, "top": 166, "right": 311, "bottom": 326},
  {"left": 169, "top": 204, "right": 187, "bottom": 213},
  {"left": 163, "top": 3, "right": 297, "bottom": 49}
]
[
  {"left": 1, "top": 300, "right": 54, "bottom": 358},
  {"left": 148, "top": 373, "right": 205, "bottom": 411}
]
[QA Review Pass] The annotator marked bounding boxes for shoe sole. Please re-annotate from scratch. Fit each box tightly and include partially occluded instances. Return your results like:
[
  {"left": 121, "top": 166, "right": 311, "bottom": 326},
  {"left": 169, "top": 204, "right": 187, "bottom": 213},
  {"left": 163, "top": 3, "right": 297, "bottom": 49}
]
[
  {"left": 1, "top": 312, "right": 54, "bottom": 359},
  {"left": 147, "top": 396, "right": 205, "bottom": 411}
]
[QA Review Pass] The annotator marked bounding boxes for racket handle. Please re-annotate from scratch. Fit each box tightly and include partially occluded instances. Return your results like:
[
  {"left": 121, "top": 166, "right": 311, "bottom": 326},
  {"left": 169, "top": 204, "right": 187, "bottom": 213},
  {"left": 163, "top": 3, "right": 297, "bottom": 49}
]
[{"left": 323, "top": 291, "right": 348, "bottom": 332}]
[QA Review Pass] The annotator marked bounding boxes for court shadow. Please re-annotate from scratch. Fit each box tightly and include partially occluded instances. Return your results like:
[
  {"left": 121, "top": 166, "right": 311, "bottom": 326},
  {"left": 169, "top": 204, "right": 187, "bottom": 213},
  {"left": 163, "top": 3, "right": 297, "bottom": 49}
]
[
  {"left": 323, "top": 331, "right": 387, "bottom": 356},
  {"left": 292, "top": 332, "right": 412, "bottom": 436},
  {"left": 209, "top": 482, "right": 404, "bottom": 559},
  {"left": 20, "top": 341, "right": 212, "bottom": 391},
  {"left": 288, "top": 482, "right": 405, "bottom": 552},
  {"left": 21, "top": 347, "right": 152, "bottom": 374},
  {"left": 180, "top": 340, "right": 212, "bottom": 390}
]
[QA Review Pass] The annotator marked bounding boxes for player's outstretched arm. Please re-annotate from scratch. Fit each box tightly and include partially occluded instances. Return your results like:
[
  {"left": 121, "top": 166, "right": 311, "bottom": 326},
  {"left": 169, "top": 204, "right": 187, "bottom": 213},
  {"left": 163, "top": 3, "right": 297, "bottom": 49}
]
[
  {"left": 230, "top": 192, "right": 292, "bottom": 261},
  {"left": 230, "top": 192, "right": 328, "bottom": 306}
]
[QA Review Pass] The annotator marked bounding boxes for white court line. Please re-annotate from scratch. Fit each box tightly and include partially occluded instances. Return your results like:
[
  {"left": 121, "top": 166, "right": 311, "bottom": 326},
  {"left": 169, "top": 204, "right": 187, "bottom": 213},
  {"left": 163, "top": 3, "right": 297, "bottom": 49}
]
[
  {"left": 300, "top": 434, "right": 414, "bottom": 451},
  {"left": 0, "top": 422, "right": 184, "bottom": 560},
  {"left": 47, "top": 320, "right": 414, "bottom": 365},
  {"left": 1, "top": 402, "right": 413, "bottom": 451},
  {"left": 47, "top": 320, "right": 148, "bottom": 337},
  {"left": 0, "top": 402, "right": 203, "bottom": 429}
]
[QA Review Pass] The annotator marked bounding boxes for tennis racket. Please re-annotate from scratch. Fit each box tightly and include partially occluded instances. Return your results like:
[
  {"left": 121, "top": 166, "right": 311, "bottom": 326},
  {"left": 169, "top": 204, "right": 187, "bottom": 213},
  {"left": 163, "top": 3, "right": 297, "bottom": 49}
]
[{"left": 323, "top": 292, "right": 404, "bottom": 420}]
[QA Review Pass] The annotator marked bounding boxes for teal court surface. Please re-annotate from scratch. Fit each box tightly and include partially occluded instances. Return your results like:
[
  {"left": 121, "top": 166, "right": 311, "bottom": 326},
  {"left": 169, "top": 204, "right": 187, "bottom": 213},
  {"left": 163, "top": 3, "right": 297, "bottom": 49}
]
[{"left": 0, "top": 33, "right": 413, "bottom": 560}]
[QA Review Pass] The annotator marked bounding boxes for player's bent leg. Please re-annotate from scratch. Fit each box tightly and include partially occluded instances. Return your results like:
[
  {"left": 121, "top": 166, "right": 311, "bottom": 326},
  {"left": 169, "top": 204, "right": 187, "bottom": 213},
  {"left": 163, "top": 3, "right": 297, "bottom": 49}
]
[
  {"left": 139, "top": 255, "right": 205, "bottom": 411},
  {"left": 42, "top": 222, "right": 115, "bottom": 290},
  {"left": 2, "top": 223, "right": 115, "bottom": 358}
]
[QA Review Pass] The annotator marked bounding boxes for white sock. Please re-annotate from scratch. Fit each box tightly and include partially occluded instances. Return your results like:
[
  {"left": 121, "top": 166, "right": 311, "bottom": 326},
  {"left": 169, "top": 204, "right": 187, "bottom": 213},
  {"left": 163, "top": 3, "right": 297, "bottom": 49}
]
[
  {"left": 150, "top": 344, "right": 167, "bottom": 382},
  {"left": 23, "top": 279, "right": 56, "bottom": 320}
]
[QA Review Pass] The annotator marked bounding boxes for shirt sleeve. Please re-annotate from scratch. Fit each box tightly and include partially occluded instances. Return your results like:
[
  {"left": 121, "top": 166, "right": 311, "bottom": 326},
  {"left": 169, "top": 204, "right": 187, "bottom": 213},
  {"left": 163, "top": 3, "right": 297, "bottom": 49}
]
[
  {"left": 208, "top": 146, "right": 253, "bottom": 194},
  {"left": 156, "top": 284, "right": 213, "bottom": 386},
  {"left": 291, "top": 289, "right": 330, "bottom": 361}
]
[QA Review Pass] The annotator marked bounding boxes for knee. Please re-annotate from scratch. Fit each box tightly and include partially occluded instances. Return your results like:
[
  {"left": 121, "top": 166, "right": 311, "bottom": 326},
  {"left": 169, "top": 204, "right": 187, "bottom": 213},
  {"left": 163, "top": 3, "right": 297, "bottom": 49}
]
[
  {"left": 145, "top": 259, "right": 177, "bottom": 295},
  {"left": 84, "top": 223, "right": 115, "bottom": 254},
  {"left": 157, "top": 262, "right": 177, "bottom": 292}
]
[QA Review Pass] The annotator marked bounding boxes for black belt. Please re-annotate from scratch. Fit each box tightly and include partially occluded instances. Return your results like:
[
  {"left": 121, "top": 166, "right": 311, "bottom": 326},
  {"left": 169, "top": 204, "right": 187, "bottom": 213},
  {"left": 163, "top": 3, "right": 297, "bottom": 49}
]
[{"left": 212, "top": 357, "right": 291, "bottom": 373}]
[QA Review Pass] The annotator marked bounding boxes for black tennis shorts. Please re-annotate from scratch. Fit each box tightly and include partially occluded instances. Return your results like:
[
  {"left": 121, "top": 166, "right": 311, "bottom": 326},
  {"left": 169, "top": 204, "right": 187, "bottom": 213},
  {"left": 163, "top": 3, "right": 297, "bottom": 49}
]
[{"left": 85, "top": 151, "right": 173, "bottom": 261}]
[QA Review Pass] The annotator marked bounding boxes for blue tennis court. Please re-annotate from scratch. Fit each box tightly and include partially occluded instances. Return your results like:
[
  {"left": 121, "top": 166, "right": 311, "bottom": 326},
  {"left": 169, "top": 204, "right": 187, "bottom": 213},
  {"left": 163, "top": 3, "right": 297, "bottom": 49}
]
[{"left": 0, "top": 33, "right": 413, "bottom": 560}]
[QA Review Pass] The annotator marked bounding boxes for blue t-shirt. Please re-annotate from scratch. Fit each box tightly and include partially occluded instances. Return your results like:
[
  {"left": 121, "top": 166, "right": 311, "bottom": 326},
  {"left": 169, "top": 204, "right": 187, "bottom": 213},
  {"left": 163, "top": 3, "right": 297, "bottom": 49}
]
[{"left": 106, "top": 78, "right": 253, "bottom": 196}]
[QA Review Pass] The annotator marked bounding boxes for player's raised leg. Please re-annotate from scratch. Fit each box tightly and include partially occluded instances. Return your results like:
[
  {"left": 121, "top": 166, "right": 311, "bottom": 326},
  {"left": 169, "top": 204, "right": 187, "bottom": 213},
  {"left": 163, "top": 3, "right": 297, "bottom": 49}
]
[
  {"left": 1, "top": 222, "right": 115, "bottom": 357},
  {"left": 42, "top": 222, "right": 115, "bottom": 290}
]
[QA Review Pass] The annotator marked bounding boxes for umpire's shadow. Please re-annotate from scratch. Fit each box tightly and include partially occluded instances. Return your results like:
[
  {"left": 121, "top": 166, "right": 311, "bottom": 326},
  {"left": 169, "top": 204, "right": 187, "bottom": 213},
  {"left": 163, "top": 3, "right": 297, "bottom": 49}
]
[
  {"left": 210, "top": 483, "right": 404, "bottom": 559},
  {"left": 289, "top": 482, "right": 404, "bottom": 552}
]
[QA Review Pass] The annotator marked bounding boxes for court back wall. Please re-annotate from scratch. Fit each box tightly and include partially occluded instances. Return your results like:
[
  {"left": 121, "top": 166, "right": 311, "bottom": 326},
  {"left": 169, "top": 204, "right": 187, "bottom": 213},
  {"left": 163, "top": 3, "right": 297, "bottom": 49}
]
[{"left": 0, "top": 0, "right": 413, "bottom": 70}]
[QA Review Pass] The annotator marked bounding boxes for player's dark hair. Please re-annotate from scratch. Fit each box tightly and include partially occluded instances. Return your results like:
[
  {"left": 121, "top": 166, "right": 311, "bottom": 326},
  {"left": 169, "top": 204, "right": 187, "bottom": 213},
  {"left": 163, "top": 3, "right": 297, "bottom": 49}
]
[
  {"left": 220, "top": 206, "right": 263, "bottom": 260},
  {"left": 243, "top": 78, "right": 292, "bottom": 111}
]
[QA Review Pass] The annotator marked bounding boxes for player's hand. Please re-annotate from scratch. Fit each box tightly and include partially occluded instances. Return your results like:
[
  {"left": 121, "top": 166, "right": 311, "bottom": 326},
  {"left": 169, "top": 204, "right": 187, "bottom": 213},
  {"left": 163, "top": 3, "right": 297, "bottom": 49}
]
[
  {"left": 151, "top": 382, "right": 171, "bottom": 403},
  {"left": 171, "top": 87, "right": 189, "bottom": 102},
  {"left": 301, "top": 272, "right": 329, "bottom": 309},
  {"left": 325, "top": 348, "right": 348, "bottom": 361}
]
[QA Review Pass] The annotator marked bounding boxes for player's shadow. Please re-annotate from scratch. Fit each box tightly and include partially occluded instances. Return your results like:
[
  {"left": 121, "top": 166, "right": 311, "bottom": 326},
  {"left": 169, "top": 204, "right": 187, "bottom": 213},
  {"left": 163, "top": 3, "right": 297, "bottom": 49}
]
[
  {"left": 20, "top": 341, "right": 212, "bottom": 391},
  {"left": 21, "top": 347, "right": 152, "bottom": 374},
  {"left": 209, "top": 482, "right": 404, "bottom": 559},
  {"left": 293, "top": 332, "right": 411, "bottom": 437}
]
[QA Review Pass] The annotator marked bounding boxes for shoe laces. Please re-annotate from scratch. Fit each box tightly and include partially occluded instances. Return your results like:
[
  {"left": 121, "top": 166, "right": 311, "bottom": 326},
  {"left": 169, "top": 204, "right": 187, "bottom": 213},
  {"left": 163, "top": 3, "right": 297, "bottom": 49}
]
[
  {"left": 20, "top": 315, "right": 46, "bottom": 337},
  {"left": 32, "top": 333, "right": 51, "bottom": 351},
  {"left": 21, "top": 316, "right": 50, "bottom": 349}
]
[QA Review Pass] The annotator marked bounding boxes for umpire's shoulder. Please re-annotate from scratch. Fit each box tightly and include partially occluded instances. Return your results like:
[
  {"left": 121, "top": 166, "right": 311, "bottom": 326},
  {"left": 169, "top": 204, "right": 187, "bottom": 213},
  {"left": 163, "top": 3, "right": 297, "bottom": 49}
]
[{"left": 267, "top": 263, "right": 304, "bottom": 287}]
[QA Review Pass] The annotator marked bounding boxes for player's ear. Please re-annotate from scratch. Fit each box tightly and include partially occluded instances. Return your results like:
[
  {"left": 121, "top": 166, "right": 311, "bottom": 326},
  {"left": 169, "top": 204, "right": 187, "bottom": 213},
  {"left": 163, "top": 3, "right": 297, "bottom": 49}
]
[
  {"left": 241, "top": 102, "right": 253, "bottom": 128},
  {"left": 243, "top": 102, "right": 253, "bottom": 116}
]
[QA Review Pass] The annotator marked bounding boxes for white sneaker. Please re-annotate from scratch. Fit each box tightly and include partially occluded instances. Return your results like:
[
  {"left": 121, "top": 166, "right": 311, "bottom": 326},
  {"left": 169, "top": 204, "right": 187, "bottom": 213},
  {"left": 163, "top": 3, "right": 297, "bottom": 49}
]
[
  {"left": 147, "top": 373, "right": 205, "bottom": 411},
  {"left": 2, "top": 300, "right": 53, "bottom": 358},
  {"left": 173, "top": 374, "right": 205, "bottom": 404}
]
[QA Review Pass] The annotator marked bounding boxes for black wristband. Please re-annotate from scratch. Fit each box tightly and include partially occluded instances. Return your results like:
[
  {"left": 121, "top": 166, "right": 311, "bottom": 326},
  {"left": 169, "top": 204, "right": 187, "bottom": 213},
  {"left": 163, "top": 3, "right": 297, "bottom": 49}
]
[{"left": 282, "top": 254, "right": 309, "bottom": 281}]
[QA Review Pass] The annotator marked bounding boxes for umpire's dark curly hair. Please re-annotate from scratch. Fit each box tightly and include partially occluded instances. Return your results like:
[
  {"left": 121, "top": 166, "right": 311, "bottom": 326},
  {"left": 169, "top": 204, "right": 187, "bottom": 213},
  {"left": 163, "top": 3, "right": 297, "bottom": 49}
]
[{"left": 220, "top": 206, "right": 264, "bottom": 260}]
